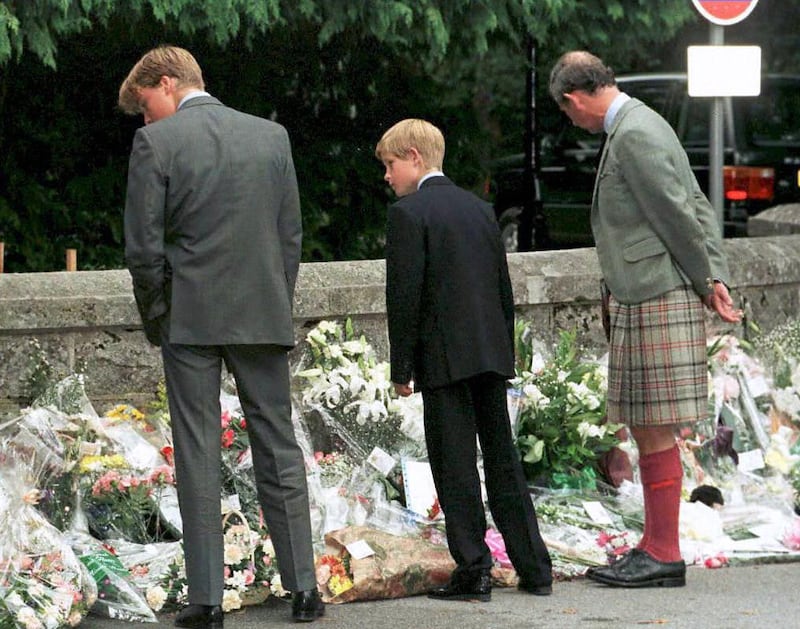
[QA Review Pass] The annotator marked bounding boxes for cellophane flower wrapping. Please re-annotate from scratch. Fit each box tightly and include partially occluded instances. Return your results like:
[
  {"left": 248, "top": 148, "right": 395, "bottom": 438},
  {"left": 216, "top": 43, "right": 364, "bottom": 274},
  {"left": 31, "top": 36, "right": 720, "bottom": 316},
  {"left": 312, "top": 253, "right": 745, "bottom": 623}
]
[
  {"left": 294, "top": 321, "right": 431, "bottom": 541},
  {"left": 0, "top": 442, "right": 98, "bottom": 629}
]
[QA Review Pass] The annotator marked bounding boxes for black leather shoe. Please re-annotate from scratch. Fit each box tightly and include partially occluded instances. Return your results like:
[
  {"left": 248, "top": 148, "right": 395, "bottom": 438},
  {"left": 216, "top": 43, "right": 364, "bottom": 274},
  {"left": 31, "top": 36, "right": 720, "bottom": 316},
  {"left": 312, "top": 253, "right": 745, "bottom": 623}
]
[
  {"left": 585, "top": 548, "right": 637, "bottom": 577},
  {"left": 428, "top": 569, "right": 491, "bottom": 602},
  {"left": 517, "top": 580, "right": 552, "bottom": 596},
  {"left": 175, "top": 604, "right": 223, "bottom": 628},
  {"left": 292, "top": 590, "right": 325, "bottom": 622},
  {"left": 585, "top": 549, "right": 686, "bottom": 588}
]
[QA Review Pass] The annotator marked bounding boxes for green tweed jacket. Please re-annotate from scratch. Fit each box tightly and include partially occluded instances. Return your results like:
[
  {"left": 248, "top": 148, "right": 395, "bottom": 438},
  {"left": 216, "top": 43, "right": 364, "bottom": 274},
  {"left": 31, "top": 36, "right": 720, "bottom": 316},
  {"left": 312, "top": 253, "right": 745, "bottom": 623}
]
[{"left": 592, "top": 98, "right": 730, "bottom": 304}]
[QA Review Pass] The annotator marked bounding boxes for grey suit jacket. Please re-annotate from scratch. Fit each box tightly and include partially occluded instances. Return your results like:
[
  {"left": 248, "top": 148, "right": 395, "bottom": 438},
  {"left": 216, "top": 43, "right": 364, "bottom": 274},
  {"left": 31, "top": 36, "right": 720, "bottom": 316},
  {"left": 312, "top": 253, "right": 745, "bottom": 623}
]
[
  {"left": 124, "top": 96, "right": 302, "bottom": 346},
  {"left": 592, "top": 98, "right": 730, "bottom": 304}
]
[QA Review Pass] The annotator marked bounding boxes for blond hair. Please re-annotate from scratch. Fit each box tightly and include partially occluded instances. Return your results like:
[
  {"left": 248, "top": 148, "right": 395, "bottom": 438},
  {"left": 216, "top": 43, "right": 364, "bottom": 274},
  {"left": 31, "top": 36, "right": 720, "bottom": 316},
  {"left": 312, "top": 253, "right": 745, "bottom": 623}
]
[
  {"left": 118, "top": 45, "right": 205, "bottom": 115},
  {"left": 375, "top": 119, "right": 445, "bottom": 170}
]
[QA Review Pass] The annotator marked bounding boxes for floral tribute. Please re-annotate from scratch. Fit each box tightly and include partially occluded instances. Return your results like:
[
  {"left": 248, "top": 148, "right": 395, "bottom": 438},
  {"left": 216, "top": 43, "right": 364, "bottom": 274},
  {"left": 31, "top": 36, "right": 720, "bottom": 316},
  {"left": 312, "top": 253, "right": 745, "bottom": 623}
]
[
  {"left": 83, "top": 465, "right": 176, "bottom": 545},
  {"left": 5, "top": 319, "right": 800, "bottom": 626},
  {"left": 0, "top": 446, "right": 98, "bottom": 628},
  {"left": 315, "top": 553, "right": 354, "bottom": 598},
  {"left": 295, "top": 319, "right": 425, "bottom": 460},
  {"left": 512, "top": 326, "right": 622, "bottom": 489}
]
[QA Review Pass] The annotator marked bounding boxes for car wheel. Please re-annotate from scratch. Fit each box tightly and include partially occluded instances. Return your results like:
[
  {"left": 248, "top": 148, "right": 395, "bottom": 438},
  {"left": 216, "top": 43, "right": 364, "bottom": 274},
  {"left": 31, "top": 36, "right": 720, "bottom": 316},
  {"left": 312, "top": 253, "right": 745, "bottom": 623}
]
[{"left": 498, "top": 206, "right": 523, "bottom": 252}]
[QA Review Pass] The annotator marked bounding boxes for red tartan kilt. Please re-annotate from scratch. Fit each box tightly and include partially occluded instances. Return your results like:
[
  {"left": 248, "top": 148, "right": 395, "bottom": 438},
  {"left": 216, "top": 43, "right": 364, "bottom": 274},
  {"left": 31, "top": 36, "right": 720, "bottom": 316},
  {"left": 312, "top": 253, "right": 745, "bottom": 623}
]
[{"left": 606, "top": 286, "right": 708, "bottom": 427}]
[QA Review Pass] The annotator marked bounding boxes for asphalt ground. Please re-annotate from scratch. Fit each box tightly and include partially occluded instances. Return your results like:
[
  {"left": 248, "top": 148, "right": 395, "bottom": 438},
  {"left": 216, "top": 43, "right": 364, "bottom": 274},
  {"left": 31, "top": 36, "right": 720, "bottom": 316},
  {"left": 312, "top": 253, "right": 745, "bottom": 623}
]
[{"left": 76, "top": 561, "right": 800, "bottom": 629}]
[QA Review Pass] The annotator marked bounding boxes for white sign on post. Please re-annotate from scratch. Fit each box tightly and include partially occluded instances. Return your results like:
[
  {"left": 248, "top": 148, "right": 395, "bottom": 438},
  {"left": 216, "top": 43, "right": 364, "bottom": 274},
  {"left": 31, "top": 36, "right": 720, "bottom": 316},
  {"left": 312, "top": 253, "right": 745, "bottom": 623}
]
[{"left": 687, "top": 45, "right": 761, "bottom": 97}]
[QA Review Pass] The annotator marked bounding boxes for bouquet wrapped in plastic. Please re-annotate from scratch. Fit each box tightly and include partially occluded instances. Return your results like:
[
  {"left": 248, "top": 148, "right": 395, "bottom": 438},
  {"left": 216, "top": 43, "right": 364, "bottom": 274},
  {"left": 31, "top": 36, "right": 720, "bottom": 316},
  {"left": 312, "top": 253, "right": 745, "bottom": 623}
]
[
  {"left": 314, "top": 526, "right": 455, "bottom": 603},
  {"left": 0, "top": 442, "right": 98, "bottom": 628}
]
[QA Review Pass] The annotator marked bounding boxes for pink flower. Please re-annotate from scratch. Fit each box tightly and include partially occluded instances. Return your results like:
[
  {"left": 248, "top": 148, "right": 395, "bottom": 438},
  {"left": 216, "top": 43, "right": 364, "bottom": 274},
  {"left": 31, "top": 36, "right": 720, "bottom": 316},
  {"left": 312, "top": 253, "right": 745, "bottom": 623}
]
[
  {"left": 704, "top": 554, "right": 729, "bottom": 569},
  {"left": 485, "top": 528, "right": 512, "bottom": 568},
  {"left": 782, "top": 517, "right": 800, "bottom": 550},
  {"left": 149, "top": 465, "right": 175, "bottom": 485},
  {"left": 221, "top": 411, "right": 232, "bottom": 428},
  {"left": 222, "top": 429, "right": 235, "bottom": 448}
]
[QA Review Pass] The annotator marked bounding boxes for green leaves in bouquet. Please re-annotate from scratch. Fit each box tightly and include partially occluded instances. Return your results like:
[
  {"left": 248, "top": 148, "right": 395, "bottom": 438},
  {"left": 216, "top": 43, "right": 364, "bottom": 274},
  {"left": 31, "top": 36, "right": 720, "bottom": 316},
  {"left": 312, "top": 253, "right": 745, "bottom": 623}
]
[{"left": 513, "top": 327, "right": 622, "bottom": 488}]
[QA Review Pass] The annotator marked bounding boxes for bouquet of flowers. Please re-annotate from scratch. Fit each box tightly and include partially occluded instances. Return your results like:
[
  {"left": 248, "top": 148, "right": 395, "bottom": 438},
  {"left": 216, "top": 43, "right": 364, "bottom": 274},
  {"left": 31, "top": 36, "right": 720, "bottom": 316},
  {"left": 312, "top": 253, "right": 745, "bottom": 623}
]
[
  {"left": 295, "top": 320, "right": 424, "bottom": 462},
  {"left": 143, "top": 510, "right": 282, "bottom": 613},
  {"left": 512, "top": 326, "right": 622, "bottom": 489},
  {"left": 81, "top": 464, "right": 177, "bottom": 545},
  {"left": 0, "top": 443, "right": 98, "bottom": 629}
]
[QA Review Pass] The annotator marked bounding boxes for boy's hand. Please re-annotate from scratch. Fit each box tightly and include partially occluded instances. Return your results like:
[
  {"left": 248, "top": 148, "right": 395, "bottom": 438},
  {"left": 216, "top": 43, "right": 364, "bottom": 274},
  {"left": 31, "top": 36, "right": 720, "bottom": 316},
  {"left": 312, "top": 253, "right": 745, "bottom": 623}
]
[{"left": 393, "top": 382, "right": 413, "bottom": 397}]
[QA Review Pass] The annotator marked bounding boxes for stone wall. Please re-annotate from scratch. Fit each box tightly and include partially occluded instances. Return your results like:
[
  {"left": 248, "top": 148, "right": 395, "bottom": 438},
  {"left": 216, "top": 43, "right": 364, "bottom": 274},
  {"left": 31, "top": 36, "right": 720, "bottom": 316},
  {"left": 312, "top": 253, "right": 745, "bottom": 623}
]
[
  {"left": 748, "top": 204, "right": 800, "bottom": 236},
  {"left": 2, "top": 235, "right": 800, "bottom": 415}
]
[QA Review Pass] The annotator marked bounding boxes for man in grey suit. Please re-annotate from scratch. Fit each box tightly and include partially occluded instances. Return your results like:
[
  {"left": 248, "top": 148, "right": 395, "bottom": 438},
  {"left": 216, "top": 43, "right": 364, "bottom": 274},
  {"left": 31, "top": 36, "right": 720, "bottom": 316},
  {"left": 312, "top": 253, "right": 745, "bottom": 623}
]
[
  {"left": 549, "top": 51, "right": 742, "bottom": 589},
  {"left": 119, "top": 46, "right": 323, "bottom": 625}
]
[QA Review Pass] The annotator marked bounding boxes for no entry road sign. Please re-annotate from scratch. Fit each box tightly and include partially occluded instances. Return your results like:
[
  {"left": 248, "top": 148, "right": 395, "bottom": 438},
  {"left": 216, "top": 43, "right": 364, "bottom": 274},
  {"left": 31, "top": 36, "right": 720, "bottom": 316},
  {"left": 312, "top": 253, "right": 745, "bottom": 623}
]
[{"left": 691, "top": 0, "right": 760, "bottom": 25}]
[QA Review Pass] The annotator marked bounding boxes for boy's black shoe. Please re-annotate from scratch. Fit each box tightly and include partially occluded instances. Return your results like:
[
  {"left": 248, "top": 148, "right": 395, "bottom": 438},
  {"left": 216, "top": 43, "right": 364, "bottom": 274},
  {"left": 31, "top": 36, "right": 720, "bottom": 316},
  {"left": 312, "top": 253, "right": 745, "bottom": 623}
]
[
  {"left": 428, "top": 569, "right": 492, "bottom": 602},
  {"left": 174, "top": 604, "right": 223, "bottom": 628},
  {"left": 517, "top": 580, "right": 553, "bottom": 596}
]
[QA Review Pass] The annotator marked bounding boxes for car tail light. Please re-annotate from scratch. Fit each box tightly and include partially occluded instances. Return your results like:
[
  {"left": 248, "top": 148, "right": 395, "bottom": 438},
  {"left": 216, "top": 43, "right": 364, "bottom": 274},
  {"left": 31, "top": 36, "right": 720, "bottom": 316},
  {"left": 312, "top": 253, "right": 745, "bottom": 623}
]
[{"left": 723, "top": 166, "right": 775, "bottom": 202}]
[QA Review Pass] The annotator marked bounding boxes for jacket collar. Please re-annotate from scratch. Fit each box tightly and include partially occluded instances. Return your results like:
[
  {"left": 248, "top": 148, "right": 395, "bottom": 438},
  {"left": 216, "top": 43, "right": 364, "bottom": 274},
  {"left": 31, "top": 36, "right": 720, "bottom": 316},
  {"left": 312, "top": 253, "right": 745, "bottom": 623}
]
[{"left": 419, "top": 175, "right": 452, "bottom": 188}]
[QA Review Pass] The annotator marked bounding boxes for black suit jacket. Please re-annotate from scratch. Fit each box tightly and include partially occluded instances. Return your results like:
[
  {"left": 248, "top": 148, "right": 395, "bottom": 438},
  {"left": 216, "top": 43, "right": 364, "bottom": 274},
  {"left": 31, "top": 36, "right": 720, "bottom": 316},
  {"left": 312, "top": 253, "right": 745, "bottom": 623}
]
[{"left": 385, "top": 176, "right": 515, "bottom": 390}]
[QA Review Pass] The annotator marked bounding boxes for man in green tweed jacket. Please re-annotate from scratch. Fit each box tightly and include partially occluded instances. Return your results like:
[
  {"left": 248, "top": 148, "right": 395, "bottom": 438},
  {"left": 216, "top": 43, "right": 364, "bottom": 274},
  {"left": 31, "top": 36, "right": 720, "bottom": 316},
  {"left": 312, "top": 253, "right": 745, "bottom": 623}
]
[{"left": 549, "top": 51, "right": 742, "bottom": 588}]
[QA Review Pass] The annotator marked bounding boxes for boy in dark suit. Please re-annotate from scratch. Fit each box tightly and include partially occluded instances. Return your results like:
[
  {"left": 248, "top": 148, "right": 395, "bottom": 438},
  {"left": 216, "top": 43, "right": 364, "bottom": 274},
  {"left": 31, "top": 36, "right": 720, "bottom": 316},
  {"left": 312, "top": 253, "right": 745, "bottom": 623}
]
[
  {"left": 376, "top": 119, "right": 552, "bottom": 601},
  {"left": 119, "top": 46, "right": 323, "bottom": 626}
]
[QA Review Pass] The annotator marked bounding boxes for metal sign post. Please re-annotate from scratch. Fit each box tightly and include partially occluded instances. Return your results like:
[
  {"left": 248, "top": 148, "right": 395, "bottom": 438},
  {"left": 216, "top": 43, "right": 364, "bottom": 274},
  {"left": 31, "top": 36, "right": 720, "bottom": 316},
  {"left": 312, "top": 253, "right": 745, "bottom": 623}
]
[
  {"left": 690, "top": 0, "right": 760, "bottom": 233},
  {"left": 709, "top": 25, "right": 725, "bottom": 230}
]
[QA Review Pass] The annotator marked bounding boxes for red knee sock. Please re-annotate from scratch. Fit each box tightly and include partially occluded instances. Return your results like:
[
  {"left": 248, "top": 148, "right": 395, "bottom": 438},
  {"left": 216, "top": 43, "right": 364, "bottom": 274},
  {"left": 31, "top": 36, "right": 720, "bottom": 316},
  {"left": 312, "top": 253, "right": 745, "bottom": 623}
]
[{"left": 637, "top": 445, "right": 683, "bottom": 563}]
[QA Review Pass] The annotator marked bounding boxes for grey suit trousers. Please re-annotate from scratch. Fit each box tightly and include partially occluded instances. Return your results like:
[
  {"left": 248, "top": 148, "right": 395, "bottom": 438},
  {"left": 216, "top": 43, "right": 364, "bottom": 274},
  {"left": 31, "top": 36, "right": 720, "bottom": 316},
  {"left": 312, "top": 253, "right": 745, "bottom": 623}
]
[{"left": 160, "top": 337, "right": 316, "bottom": 603}]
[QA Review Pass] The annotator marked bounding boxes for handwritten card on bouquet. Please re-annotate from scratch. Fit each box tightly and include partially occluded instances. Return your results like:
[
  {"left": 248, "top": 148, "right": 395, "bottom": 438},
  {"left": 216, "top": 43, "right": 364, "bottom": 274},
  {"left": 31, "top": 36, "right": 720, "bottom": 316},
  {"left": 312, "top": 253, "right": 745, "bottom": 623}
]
[{"left": 401, "top": 459, "right": 438, "bottom": 518}]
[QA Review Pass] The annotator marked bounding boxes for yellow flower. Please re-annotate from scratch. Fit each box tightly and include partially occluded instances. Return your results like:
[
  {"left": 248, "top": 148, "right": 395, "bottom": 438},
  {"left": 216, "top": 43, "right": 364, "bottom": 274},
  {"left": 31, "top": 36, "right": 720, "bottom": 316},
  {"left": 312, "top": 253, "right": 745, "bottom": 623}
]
[
  {"left": 327, "top": 574, "right": 354, "bottom": 597},
  {"left": 105, "top": 404, "right": 145, "bottom": 422},
  {"left": 78, "top": 454, "right": 128, "bottom": 474}
]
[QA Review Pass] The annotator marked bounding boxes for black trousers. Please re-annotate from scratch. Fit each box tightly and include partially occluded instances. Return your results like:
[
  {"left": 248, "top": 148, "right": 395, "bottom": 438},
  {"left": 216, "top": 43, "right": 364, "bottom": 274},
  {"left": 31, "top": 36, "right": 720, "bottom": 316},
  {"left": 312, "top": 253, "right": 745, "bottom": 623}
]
[{"left": 422, "top": 373, "right": 552, "bottom": 584}]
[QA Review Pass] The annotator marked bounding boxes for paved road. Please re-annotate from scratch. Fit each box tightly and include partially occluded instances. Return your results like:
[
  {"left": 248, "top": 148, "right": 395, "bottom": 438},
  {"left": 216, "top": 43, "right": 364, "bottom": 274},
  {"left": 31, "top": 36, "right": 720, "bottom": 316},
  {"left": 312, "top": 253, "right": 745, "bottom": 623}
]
[{"left": 77, "top": 561, "right": 799, "bottom": 629}]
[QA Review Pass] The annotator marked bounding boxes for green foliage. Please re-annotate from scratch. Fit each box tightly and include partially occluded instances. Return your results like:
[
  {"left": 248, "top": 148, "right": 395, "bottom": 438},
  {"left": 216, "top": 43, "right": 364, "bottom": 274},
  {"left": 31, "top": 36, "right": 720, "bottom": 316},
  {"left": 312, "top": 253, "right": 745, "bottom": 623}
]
[
  {"left": 22, "top": 338, "right": 53, "bottom": 403},
  {"left": 0, "top": 1, "right": 797, "bottom": 270},
  {"left": 513, "top": 327, "right": 622, "bottom": 488}
]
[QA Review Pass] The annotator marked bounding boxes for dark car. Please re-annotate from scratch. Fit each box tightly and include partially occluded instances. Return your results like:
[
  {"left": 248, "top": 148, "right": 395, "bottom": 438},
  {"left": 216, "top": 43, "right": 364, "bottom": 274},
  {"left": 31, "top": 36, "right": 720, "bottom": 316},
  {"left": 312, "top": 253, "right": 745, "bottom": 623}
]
[{"left": 491, "top": 73, "right": 800, "bottom": 251}]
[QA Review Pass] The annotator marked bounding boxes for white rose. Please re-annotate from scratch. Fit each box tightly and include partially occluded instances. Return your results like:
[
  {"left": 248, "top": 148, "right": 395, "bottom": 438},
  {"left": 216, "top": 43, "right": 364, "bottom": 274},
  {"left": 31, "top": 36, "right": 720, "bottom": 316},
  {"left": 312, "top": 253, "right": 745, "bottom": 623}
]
[
  {"left": 146, "top": 586, "right": 168, "bottom": 611},
  {"left": 224, "top": 543, "right": 245, "bottom": 565},
  {"left": 222, "top": 589, "right": 242, "bottom": 612}
]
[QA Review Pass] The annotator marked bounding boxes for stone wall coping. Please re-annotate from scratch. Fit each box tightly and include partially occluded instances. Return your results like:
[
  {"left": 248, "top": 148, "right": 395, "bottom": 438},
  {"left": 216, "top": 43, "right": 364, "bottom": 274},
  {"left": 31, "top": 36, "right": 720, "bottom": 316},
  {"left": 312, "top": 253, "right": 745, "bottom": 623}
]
[{"left": 2, "top": 236, "right": 799, "bottom": 331}]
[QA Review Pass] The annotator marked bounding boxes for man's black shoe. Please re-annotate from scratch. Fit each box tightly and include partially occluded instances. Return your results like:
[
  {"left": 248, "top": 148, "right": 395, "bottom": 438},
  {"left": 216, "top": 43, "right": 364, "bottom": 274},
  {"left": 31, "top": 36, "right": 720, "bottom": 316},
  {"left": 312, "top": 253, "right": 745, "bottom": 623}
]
[
  {"left": 428, "top": 569, "right": 491, "bottom": 602},
  {"left": 292, "top": 590, "right": 325, "bottom": 622},
  {"left": 586, "top": 549, "right": 686, "bottom": 588},
  {"left": 586, "top": 547, "right": 638, "bottom": 577},
  {"left": 517, "top": 580, "right": 552, "bottom": 596},
  {"left": 175, "top": 604, "right": 223, "bottom": 628}
]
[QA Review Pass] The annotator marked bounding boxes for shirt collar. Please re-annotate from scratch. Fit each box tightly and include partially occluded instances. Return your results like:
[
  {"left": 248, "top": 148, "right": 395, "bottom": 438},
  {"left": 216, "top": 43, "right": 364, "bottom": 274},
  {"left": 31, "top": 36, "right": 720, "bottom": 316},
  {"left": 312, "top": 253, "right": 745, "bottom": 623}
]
[
  {"left": 178, "top": 90, "right": 211, "bottom": 110},
  {"left": 604, "top": 92, "right": 630, "bottom": 133},
  {"left": 418, "top": 171, "right": 445, "bottom": 189}
]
